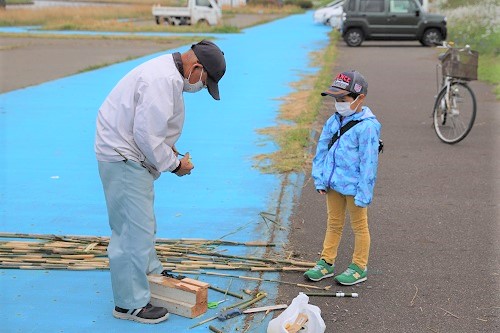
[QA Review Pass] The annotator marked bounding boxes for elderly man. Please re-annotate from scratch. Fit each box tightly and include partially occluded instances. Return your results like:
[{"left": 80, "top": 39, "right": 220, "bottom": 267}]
[{"left": 95, "top": 40, "right": 226, "bottom": 324}]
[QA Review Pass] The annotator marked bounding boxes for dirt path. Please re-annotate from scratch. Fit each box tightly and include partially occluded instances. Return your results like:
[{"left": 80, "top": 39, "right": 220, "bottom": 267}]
[
  {"left": 0, "top": 37, "right": 190, "bottom": 92},
  {"left": 0, "top": 13, "right": 281, "bottom": 93}
]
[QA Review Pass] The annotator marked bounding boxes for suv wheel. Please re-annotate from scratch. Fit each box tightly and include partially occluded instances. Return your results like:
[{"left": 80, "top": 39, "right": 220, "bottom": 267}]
[
  {"left": 421, "top": 28, "right": 443, "bottom": 46},
  {"left": 344, "top": 28, "right": 364, "bottom": 47}
]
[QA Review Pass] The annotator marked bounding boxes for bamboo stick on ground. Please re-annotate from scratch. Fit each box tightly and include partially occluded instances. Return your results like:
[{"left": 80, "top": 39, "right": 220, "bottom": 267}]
[
  {"left": 0, "top": 234, "right": 314, "bottom": 275},
  {"left": 174, "top": 270, "right": 331, "bottom": 291},
  {"left": 208, "top": 285, "right": 244, "bottom": 299}
]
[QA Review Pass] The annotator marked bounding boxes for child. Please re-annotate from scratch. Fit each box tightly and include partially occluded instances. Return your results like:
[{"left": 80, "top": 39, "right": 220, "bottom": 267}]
[{"left": 304, "top": 70, "right": 381, "bottom": 286}]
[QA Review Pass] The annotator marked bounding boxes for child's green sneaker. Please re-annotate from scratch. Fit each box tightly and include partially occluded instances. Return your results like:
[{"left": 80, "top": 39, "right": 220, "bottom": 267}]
[
  {"left": 303, "top": 259, "right": 334, "bottom": 282},
  {"left": 334, "top": 263, "right": 367, "bottom": 285}
]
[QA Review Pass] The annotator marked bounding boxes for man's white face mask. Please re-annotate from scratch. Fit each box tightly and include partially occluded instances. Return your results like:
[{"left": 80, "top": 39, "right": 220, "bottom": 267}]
[{"left": 183, "top": 67, "right": 205, "bottom": 93}]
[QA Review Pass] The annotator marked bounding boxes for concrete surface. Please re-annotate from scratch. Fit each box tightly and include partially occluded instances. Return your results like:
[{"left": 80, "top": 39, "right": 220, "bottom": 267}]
[{"left": 277, "top": 40, "right": 500, "bottom": 333}]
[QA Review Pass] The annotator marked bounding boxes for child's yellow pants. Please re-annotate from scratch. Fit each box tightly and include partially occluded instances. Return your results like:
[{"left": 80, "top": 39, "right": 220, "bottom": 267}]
[{"left": 321, "top": 190, "right": 370, "bottom": 270}]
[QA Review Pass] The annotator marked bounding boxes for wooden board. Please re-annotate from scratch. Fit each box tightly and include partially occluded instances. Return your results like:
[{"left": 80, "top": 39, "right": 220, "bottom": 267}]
[
  {"left": 147, "top": 274, "right": 209, "bottom": 318},
  {"left": 150, "top": 293, "right": 207, "bottom": 319}
]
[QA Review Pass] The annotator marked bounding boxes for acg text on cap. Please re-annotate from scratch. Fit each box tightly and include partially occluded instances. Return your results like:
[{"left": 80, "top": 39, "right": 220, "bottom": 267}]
[
  {"left": 321, "top": 70, "right": 368, "bottom": 97},
  {"left": 191, "top": 40, "right": 226, "bottom": 100}
]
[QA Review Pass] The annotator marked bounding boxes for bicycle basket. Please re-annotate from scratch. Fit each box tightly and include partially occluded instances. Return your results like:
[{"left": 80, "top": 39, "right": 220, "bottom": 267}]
[{"left": 441, "top": 48, "right": 479, "bottom": 81}]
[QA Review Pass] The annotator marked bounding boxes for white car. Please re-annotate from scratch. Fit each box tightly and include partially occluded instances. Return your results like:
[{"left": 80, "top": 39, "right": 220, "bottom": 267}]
[{"left": 313, "top": 0, "right": 344, "bottom": 29}]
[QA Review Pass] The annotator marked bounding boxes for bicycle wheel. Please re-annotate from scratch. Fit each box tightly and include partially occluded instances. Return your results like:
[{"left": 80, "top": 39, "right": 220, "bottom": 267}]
[{"left": 433, "top": 81, "right": 476, "bottom": 144}]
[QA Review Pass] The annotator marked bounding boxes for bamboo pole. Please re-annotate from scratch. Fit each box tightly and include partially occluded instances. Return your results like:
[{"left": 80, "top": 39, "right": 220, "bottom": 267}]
[
  {"left": 208, "top": 285, "right": 244, "bottom": 299},
  {"left": 0, "top": 234, "right": 314, "bottom": 277},
  {"left": 0, "top": 232, "right": 276, "bottom": 247},
  {"left": 174, "top": 270, "right": 331, "bottom": 291}
]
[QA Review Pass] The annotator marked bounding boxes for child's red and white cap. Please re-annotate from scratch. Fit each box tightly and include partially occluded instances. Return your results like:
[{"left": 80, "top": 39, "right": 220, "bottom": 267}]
[{"left": 321, "top": 70, "right": 368, "bottom": 97}]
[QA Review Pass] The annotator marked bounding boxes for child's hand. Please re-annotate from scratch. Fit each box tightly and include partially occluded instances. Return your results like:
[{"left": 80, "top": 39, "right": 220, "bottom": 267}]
[{"left": 317, "top": 189, "right": 327, "bottom": 195}]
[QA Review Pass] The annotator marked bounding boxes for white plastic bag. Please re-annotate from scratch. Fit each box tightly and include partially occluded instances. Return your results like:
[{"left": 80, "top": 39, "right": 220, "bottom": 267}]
[{"left": 267, "top": 292, "right": 326, "bottom": 333}]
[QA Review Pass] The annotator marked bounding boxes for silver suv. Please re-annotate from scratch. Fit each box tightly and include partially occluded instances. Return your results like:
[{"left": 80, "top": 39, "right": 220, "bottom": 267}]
[{"left": 341, "top": 0, "right": 447, "bottom": 46}]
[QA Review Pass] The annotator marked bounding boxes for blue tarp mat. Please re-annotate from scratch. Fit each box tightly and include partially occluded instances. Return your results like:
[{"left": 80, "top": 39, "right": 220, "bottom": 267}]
[{"left": 0, "top": 12, "right": 330, "bottom": 332}]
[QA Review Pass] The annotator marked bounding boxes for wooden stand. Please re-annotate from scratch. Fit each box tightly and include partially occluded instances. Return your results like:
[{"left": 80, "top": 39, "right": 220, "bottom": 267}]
[{"left": 148, "top": 274, "right": 209, "bottom": 318}]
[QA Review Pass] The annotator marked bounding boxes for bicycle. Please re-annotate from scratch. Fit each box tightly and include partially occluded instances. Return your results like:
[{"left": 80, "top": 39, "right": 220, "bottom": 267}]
[{"left": 432, "top": 42, "right": 479, "bottom": 144}]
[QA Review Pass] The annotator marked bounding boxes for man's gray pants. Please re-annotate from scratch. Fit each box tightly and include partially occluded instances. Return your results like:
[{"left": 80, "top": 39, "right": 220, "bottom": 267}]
[{"left": 98, "top": 160, "right": 164, "bottom": 309}]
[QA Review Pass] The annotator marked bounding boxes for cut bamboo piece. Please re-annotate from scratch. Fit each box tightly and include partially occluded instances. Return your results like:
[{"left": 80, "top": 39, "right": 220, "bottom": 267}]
[
  {"left": 250, "top": 267, "right": 276, "bottom": 272},
  {"left": 280, "top": 267, "right": 308, "bottom": 272}
]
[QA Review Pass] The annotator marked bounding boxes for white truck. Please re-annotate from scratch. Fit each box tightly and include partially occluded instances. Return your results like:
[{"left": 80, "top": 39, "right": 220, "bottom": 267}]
[{"left": 153, "top": 0, "right": 222, "bottom": 26}]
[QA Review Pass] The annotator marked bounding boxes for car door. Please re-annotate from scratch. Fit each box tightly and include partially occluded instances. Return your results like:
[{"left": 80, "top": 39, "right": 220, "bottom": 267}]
[
  {"left": 358, "top": 0, "right": 387, "bottom": 37},
  {"left": 386, "top": 0, "right": 421, "bottom": 37}
]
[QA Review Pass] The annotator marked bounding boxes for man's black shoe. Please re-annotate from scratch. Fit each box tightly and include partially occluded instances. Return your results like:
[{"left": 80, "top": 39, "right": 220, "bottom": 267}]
[{"left": 113, "top": 303, "right": 169, "bottom": 324}]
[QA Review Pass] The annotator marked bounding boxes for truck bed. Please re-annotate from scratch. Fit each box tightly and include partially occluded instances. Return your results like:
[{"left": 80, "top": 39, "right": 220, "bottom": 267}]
[{"left": 152, "top": 5, "right": 190, "bottom": 17}]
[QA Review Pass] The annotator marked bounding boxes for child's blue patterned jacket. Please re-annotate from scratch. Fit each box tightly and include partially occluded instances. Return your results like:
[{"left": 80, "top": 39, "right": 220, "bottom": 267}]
[{"left": 312, "top": 106, "right": 381, "bottom": 207}]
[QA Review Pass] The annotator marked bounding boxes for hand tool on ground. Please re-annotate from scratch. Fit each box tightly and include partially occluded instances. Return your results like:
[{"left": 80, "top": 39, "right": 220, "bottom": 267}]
[
  {"left": 208, "top": 299, "right": 227, "bottom": 309},
  {"left": 189, "top": 292, "right": 267, "bottom": 329},
  {"left": 305, "top": 291, "right": 359, "bottom": 298},
  {"left": 208, "top": 278, "right": 232, "bottom": 308},
  {"left": 217, "top": 304, "right": 288, "bottom": 321}
]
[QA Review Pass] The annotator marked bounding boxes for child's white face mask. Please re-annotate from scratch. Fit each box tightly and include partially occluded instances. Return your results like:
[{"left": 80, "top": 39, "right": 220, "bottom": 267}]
[{"left": 335, "top": 96, "right": 360, "bottom": 117}]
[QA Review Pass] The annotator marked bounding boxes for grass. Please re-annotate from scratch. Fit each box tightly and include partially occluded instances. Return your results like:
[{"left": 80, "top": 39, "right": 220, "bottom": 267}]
[
  {"left": 438, "top": 0, "right": 488, "bottom": 9},
  {"left": 0, "top": 3, "right": 302, "bottom": 33},
  {"left": 0, "top": 5, "right": 241, "bottom": 32},
  {"left": 0, "top": 5, "right": 152, "bottom": 27},
  {"left": 438, "top": 0, "right": 500, "bottom": 97},
  {"left": 0, "top": 31, "right": 202, "bottom": 42},
  {"left": 478, "top": 55, "right": 500, "bottom": 96},
  {"left": 77, "top": 56, "right": 138, "bottom": 73},
  {"left": 5, "top": 0, "right": 33, "bottom": 4},
  {"left": 254, "top": 30, "right": 339, "bottom": 174}
]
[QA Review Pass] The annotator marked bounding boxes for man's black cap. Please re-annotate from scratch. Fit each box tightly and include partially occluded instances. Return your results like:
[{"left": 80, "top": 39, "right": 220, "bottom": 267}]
[{"left": 191, "top": 40, "right": 226, "bottom": 100}]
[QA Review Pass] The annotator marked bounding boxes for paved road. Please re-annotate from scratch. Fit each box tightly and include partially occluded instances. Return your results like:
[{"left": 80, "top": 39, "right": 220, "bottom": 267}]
[{"left": 277, "top": 40, "right": 500, "bottom": 332}]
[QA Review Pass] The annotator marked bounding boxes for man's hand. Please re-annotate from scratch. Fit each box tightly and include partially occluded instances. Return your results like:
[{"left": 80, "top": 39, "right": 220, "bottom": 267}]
[
  {"left": 174, "top": 152, "right": 194, "bottom": 177},
  {"left": 317, "top": 189, "right": 327, "bottom": 195}
]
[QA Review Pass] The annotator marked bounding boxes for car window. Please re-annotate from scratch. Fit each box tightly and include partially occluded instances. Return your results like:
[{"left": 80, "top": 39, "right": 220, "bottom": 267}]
[
  {"left": 389, "top": 0, "right": 417, "bottom": 13},
  {"left": 359, "top": 0, "right": 385, "bottom": 12},
  {"left": 346, "top": 0, "right": 356, "bottom": 11},
  {"left": 196, "top": 0, "right": 211, "bottom": 7}
]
